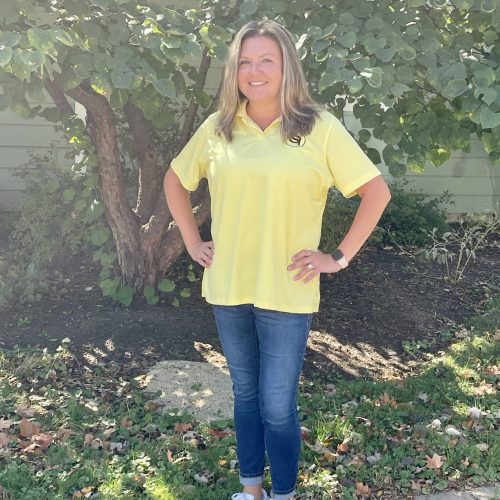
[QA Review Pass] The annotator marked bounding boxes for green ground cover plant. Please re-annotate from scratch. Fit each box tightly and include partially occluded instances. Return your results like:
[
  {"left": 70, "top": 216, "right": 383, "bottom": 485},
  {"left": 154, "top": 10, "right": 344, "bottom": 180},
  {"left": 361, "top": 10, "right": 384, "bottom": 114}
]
[{"left": 0, "top": 294, "right": 498, "bottom": 499}]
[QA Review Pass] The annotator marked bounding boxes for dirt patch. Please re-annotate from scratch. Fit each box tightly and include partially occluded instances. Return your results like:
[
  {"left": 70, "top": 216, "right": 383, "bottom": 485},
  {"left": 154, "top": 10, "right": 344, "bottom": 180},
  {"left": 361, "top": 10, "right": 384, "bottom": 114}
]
[{"left": 0, "top": 244, "right": 498, "bottom": 386}]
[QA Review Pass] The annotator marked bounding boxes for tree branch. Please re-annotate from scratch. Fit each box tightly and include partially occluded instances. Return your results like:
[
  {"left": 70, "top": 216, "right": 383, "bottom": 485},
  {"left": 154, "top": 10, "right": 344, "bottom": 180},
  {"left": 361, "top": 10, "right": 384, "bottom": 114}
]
[
  {"left": 43, "top": 77, "right": 74, "bottom": 116},
  {"left": 57, "top": 79, "right": 143, "bottom": 287},
  {"left": 123, "top": 99, "right": 161, "bottom": 221}
]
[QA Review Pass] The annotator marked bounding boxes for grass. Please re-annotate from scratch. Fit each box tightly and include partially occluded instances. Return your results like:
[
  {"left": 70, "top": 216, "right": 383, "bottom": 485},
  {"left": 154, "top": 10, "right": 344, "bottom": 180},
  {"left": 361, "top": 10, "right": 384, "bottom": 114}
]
[{"left": 0, "top": 294, "right": 499, "bottom": 499}]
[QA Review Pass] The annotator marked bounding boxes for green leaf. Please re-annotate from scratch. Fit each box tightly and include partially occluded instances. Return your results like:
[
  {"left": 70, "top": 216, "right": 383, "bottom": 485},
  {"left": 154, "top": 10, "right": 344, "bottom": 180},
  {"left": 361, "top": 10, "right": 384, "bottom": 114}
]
[
  {"left": 172, "top": 297, "right": 180, "bottom": 307},
  {"left": 187, "top": 271, "right": 196, "bottom": 282},
  {"left": 472, "top": 66, "right": 496, "bottom": 88},
  {"left": 474, "top": 87, "right": 497, "bottom": 105},
  {"left": 0, "top": 32, "right": 21, "bottom": 48},
  {"left": 240, "top": 0, "right": 258, "bottom": 16},
  {"left": 90, "top": 227, "right": 110, "bottom": 246},
  {"left": 479, "top": 107, "right": 500, "bottom": 129},
  {"left": 480, "top": 0, "right": 496, "bottom": 12},
  {"left": 100, "top": 277, "right": 120, "bottom": 297},
  {"left": 382, "top": 128, "right": 403, "bottom": 145},
  {"left": 180, "top": 288, "right": 191, "bottom": 298},
  {"left": 63, "top": 188, "right": 75, "bottom": 202},
  {"left": 365, "top": 16, "right": 384, "bottom": 31},
  {"left": 158, "top": 279, "right": 175, "bottom": 292},
  {"left": 50, "top": 28, "right": 74, "bottom": 47},
  {"left": 116, "top": 285, "right": 133, "bottom": 306},
  {"left": 0, "top": 47, "right": 13, "bottom": 66},
  {"left": 318, "top": 71, "right": 336, "bottom": 92},
  {"left": 27, "top": 28, "right": 57, "bottom": 59},
  {"left": 111, "top": 70, "right": 133, "bottom": 89},
  {"left": 442, "top": 79, "right": 469, "bottom": 99},
  {"left": 100, "top": 252, "right": 117, "bottom": 267},
  {"left": 153, "top": 78, "right": 176, "bottom": 98},
  {"left": 143, "top": 286, "right": 160, "bottom": 305},
  {"left": 389, "top": 163, "right": 407, "bottom": 177},
  {"left": 336, "top": 32, "right": 356, "bottom": 49}
]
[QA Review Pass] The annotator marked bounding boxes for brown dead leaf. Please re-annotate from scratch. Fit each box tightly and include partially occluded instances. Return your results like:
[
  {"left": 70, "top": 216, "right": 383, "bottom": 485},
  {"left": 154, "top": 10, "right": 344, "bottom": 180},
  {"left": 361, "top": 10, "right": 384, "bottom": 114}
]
[
  {"left": 473, "top": 380, "right": 495, "bottom": 395},
  {"left": 374, "top": 392, "right": 398, "bottom": 407},
  {"left": 120, "top": 417, "right": 132, "bottom": 429},
  {"left": 0, "top": 432, "right": 16, "bottom": 447},
  {"left": 144, "top": 401, "right": 160, "bottom": 412},
  {"left": 322, "top": 450, "right": 337, "bottom": 461},
  {"left": 207, "top": 428, "right": 233, "bottom": 439},
  {"left": 337, "top": 440, "right": 349, "bottom": 454},
  {"left": 55, "top": 428, "right": 79, "bottom": 440},
  {"left": 426, "top": 453, "right": 444, "bottom": 469},
  {"left": 84, "top": 434, "right": 93, "bottom": 446},
  {"left": 355, "top": 481, "right": 371, "bottom": 497},
  {"left": 0, "top": 419, "right": 14, "bottom": 431},
  {"left": 174, "top": 422, "right": 193, "bottom": 433},
  {"left": 33, "top": 433, "right": 53, "bottom": 450},
  {"left": 485, "top": 365, "right": 499, "bottom": 375},
  {"left": 16, "top": 402, "right": 35, "bottom": 418},
  {"left": 102, "top": 427, "right": 116, "bottom": 438},
  {"left": 167, "top": 450, "right": 174, "bottom": 462},
  {"left": 19, "top": 419, "right": 41, "bottom": 439},
  {"left": 492, "top": 330, "right": 500, "bottom": 341}
]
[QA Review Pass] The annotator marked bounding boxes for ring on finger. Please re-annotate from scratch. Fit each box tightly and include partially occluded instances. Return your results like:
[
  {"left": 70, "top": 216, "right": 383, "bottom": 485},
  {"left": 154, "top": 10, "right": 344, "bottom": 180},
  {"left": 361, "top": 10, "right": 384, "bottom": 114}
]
[{"left": 307, "top": 263, "right": 314, "bottom": 270}]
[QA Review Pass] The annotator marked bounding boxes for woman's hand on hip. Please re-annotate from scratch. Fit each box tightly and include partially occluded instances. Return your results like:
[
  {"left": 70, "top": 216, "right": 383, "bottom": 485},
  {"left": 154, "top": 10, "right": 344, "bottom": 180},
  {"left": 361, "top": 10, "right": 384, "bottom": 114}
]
[
  {"left": 287, "top": 250, "right": 341, "bottom": 283},
  {"left": 187, "top": 240, "right": 214, "bottom": 268}
]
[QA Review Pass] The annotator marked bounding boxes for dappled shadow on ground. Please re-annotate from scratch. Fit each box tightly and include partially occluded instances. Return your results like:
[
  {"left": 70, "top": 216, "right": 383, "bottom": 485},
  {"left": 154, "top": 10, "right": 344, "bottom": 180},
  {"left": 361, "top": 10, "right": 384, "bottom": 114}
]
[{"left": 0, "top": 245, "right": 498, "bottom": 383}]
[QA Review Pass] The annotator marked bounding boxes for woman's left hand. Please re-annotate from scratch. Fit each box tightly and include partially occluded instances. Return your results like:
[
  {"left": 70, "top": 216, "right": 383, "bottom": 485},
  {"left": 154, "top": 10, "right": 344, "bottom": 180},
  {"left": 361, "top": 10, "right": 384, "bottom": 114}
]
[{"left": 287, "top": 250, "right": 342, "bottom": 283}]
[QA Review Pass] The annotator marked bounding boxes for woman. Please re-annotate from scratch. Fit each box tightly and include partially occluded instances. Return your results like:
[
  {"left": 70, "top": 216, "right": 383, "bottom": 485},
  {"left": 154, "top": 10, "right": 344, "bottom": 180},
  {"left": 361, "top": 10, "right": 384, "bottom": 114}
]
[{"left": 164, "top": 19, "right": 391, "bottom": 500}]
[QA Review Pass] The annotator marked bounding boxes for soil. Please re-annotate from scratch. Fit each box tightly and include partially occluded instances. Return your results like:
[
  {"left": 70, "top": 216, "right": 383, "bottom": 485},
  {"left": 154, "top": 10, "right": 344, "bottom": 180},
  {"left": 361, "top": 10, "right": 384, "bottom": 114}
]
[{"left": 1, "top": 238, "right": 498, "bottom": 383}]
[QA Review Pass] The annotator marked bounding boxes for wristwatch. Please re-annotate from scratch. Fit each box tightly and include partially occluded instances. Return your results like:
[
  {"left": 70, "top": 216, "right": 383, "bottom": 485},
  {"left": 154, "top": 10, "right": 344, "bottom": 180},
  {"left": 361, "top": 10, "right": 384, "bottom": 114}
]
[{"left": 330, "top": 249, "right": 349, "bottom": 269}]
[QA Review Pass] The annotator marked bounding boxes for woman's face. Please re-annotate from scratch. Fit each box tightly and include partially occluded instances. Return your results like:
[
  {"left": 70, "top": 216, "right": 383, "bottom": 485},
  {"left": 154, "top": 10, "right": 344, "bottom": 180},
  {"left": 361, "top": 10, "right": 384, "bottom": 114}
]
[{"left": 237, "top": 35, "right": 283, "bottom": 108}]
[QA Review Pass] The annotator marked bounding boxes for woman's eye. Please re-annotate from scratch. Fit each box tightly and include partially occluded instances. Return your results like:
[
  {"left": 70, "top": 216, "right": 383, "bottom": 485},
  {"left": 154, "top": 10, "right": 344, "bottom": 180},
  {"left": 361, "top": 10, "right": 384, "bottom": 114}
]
[{"left": 240, "top": 60, "right": 249, "bottom": 65}]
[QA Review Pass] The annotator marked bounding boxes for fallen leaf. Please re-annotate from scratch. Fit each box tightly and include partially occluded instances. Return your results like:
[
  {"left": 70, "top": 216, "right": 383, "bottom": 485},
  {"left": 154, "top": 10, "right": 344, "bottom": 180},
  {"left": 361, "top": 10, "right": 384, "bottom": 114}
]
[
  {"left": 19, "top": 419, "right": 41, "bottom": 439},
  {"left": 207, "top": 428, "right": 233, "bottom": 439},
  {"left": 355, "top": 481, "right": 371, "bottom": 497},
  {"left": 120, "top": 417, "right": 132, "bottom": 429},
  {"left": 0, "top": 432, "right": 16, "bottom": 447},
  {"left": 426, "top": 453, "right": 444, "bottom": 469},
  {"left": 475, "top": 443, "right": 489, "bottom": 452},
  {"left": 103, "top": 427, "right": 116, "bottom": 438},
  {"left": 485, "top": 365, "right": 499, "bottom": 375},
  {"left": 16, "top": 402, "right": 34, "bottom": 418},
  {"left": 174, "top": 422, "right": 193, "bottom": 433},
  {"left": 473, "top": 380, "right": 495, "bottom": 395},
  {"left": 0, "top": 419, "right": 15, "bottom": 431}
]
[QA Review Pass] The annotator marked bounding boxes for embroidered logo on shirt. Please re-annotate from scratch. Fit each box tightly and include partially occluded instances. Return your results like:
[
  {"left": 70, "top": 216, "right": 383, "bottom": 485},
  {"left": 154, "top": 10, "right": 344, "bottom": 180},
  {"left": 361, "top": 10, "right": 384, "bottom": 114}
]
[{"left": 286, "top": 135, "right": 306, "bottom": 147}]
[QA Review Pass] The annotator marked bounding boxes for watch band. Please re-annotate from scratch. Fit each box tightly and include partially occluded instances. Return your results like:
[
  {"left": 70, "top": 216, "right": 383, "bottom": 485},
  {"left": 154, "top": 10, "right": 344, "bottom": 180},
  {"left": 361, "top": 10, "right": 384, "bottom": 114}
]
[{"left": 330, "top": 249, "right": 349, "bottom": 269}]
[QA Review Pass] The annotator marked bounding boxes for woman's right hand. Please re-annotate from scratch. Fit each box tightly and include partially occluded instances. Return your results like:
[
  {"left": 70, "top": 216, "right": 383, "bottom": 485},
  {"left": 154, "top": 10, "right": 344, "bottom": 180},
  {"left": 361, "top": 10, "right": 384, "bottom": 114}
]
[{"left": 187, "top": 240, "right": 215, "bottom": 268}]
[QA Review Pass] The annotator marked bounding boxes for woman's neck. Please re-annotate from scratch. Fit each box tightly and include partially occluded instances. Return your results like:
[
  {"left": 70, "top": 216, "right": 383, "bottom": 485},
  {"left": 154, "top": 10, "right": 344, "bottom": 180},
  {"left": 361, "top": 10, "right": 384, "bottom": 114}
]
[{"left": 246, "top": 100, "right": 281, "bottom": 130}]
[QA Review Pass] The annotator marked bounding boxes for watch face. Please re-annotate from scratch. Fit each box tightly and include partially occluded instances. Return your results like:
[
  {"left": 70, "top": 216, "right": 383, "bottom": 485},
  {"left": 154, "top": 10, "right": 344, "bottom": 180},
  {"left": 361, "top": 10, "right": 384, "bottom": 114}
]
[{"left": 331, "top": 249, "right": 344, "bottom": 261}]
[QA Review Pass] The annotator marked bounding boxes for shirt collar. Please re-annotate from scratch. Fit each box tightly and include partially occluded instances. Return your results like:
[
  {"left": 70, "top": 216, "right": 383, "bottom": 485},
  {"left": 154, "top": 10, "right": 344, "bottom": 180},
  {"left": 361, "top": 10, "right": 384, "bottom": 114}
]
[{"left": 236, "top": 99, "right": 282, "bottom": 130}]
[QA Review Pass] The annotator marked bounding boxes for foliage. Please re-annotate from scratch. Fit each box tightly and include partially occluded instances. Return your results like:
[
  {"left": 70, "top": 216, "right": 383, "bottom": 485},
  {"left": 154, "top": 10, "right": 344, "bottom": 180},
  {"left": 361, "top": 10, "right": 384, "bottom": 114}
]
[
  {"left": 416, "top": 214, "right": 500, "bottom": 283},
  {"left": 0, "top": 295, "right": 498, "bottom": 498},
  {"left": 320, "top": 181, "right": 452, "bottom": 252},
  {"left": 0, "top": 0, "right": 499, "bottom": 303},
  {"left": 377, "top": 181, "right": 453, "bottom": 247}
]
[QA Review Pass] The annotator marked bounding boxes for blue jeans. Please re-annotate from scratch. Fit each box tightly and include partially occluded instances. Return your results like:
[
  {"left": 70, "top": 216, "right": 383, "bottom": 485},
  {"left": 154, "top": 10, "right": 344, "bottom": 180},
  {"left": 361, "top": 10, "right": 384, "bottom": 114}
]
[{"left": 212, "top": 304, "right": 313, "bottom": 500}]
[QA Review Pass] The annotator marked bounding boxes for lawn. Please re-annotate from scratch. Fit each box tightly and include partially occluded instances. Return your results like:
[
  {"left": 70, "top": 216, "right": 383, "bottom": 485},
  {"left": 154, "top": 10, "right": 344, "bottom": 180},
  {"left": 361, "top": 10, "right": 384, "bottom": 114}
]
[{"left": 0, "top": 292, "right": 498, "bottom": 499}]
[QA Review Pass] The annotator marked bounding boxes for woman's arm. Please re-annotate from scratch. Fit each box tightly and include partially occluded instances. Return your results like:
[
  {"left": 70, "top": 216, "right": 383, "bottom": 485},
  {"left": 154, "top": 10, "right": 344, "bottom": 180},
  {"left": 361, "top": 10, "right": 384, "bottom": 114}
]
[
  {"left": 288, "top": 175, "right": 391, "bottom": 282},
  {"left": 163, "top": 168, "right": 214, "bottom": 267}
]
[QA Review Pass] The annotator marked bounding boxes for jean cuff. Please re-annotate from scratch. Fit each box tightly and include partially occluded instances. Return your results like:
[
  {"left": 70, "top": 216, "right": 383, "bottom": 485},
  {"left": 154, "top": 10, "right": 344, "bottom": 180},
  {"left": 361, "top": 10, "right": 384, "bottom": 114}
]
[
  {"left": 271, "top": 488, "right": 296, "bottom": 499},
  {"left": 240, "top": 473, "right": 265, "bottom": 486}
]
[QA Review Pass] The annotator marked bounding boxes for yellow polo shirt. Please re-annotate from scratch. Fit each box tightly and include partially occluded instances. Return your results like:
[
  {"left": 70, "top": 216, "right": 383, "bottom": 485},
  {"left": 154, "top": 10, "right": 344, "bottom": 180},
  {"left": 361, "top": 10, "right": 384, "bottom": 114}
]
[{"left": 170, "top": 100, "right": 381, "bottom": 313}]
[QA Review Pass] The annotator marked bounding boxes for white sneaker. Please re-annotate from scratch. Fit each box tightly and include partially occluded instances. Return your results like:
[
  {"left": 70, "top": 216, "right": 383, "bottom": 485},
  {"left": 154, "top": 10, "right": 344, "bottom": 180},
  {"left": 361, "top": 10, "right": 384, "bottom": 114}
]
[{"left": 231, "top": 489, "right": 269, "bottom": 500}]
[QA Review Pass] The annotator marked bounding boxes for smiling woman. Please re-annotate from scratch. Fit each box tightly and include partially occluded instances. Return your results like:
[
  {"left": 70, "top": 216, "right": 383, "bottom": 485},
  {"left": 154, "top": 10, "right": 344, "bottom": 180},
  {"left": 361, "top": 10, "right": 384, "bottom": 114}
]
[{"left": 164, "top": 19, "right": 391, "bottom": 500}]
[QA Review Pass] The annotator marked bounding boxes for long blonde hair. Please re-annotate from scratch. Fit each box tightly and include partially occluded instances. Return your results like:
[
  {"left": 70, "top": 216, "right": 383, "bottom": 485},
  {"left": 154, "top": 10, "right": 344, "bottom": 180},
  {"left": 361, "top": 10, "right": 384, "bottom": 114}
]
[{"left": 215, "top": 19, "right": 321, "bottom": 142}]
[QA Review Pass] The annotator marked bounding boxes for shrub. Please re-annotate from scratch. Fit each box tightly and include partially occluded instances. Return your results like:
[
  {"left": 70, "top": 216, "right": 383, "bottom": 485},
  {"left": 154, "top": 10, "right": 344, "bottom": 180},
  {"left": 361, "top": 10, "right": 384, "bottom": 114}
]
[{"left": 320, "top": 180, "right": 454, "bottom": 252}]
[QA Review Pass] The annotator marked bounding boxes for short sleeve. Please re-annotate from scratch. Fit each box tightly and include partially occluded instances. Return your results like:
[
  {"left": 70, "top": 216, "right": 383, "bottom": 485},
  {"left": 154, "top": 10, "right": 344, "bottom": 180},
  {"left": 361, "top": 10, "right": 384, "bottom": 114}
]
[
  {"left": 325, "top": 115, "right": 381, "bottom": 198},
  {"left": 170, "top": 118, "right": 211, "bottom": 192}
]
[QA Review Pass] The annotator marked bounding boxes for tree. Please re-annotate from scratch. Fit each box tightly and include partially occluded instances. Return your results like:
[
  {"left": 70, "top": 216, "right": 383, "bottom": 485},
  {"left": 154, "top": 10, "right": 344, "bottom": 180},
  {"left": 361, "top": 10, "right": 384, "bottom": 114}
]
[{"left": 1, "top": 0, "right": 498, "bottom": 304}]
